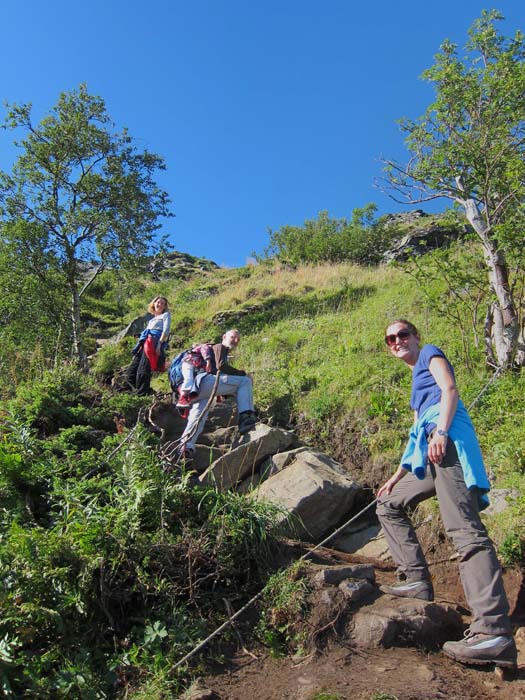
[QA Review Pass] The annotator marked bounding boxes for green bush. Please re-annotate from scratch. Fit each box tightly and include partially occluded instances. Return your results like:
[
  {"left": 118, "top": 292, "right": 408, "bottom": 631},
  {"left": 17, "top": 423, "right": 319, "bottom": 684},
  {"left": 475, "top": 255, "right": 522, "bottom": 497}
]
[
  {"left": 257, "top": 205, "right": 399, "bottom": 265},
  {"left": 256, "top": 563, "right": 309, "bottom": 656},
  {"left": 0, "top": 419, "right": 286, "bottom": 698},
  {"left": 90, "top": 339, "right": 133, "bottom": 381}
]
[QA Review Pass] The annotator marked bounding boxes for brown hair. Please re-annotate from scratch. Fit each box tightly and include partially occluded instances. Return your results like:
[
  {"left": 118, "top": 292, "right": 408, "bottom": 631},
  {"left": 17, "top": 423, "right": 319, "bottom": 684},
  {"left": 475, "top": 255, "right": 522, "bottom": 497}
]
[
  {"left": 148, "top": 296, "right": 169, "bottom": 314},
  {"left": 385, "top": 318, "right": 419, "bottom": 337}
]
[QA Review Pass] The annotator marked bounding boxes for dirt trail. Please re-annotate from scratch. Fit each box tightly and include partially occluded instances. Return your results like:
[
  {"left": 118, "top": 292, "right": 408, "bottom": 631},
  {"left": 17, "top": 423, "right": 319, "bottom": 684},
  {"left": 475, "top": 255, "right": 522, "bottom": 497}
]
[
  {"left": 201, "top": 642, "right": 525, "bottom": 700},
  {"left": 195, "top": 559, "right": 525, "bottom": 700}
]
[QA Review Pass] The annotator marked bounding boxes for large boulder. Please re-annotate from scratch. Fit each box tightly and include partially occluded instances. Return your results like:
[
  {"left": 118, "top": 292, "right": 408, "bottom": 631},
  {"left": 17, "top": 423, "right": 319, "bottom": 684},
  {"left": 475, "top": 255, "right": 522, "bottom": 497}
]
[
  {"left": 110, "top": 313, "right": 153, "bottom": 343},
  {"left": 347, "top": 597, "right": 463, "bottom": 650},
  {"left": 197, "top": 425, "right": 238, "bottom": 447},
  {"left": 199, "top": 424, "right": 295, "bottom": 490},
  {"left": 254, "top": 449, "right": 362, "bottom": 542}
]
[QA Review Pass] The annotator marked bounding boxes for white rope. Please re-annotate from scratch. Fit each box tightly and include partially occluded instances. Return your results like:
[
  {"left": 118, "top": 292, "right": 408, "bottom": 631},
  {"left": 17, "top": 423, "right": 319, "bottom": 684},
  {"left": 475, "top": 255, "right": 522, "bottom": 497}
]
[
  {"left": 170, "top": 497, "right": 377, "bottom": 672},
  {"left": 168, "top": 367, "right": 504, "bottom": 671},
  {"left": 466, "top": 366, "right": 502, "bottom": 412}
]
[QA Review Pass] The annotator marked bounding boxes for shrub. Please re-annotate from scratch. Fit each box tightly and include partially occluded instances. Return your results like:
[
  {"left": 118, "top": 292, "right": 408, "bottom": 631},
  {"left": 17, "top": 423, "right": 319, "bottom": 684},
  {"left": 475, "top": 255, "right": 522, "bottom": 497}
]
[{"left": 256, "top": 563, "right": 309, "bottom": 656}]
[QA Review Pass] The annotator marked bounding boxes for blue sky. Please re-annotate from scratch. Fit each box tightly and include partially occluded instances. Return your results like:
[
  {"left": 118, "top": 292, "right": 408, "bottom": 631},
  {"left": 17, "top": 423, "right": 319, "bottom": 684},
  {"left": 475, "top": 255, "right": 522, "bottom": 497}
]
[{"left": 0, "top": 2, "right": 523, "bottom": 267}]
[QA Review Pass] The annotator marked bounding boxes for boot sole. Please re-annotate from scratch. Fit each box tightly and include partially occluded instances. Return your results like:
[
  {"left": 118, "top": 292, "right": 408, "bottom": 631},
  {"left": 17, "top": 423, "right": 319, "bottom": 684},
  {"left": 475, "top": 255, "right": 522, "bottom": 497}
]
[
  {"left": 443, "top": 648, "right": 517, "bottom": 669},
  {"left": 379, "top": 586, "right": 434, "bottom": 601}
]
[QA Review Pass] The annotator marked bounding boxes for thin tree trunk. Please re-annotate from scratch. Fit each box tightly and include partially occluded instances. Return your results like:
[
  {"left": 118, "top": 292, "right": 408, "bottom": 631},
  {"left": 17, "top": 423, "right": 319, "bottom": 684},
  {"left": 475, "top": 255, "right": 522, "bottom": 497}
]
[
  {"left": 456, "top": 179, "right": 520, "bottom": 367},
  {"left": 69, "top": 283, "right": 88, "bottom": 372}
]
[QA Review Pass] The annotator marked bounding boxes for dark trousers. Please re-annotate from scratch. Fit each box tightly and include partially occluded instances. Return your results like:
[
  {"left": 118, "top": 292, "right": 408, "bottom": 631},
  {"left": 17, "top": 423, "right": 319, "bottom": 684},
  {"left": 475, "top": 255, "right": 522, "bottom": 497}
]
[
  {"left": 126, "top": 350, "right": 152, "bottom": 396},
  {"left": 377, "top": 440, "right": 511, "bottom": 635}
]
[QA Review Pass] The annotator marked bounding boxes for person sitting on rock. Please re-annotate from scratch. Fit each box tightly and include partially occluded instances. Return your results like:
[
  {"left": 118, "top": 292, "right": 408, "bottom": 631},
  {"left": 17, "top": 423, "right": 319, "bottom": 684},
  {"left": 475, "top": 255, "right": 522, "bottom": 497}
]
[{"left": 178, "top": 329, "right": 257, "bottom": 460}]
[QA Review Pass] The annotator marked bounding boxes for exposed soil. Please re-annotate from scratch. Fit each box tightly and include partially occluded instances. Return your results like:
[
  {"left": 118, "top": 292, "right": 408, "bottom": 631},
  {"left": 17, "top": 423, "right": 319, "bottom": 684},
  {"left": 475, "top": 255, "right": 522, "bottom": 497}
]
[
  {"left": 200, "top": 641, "right": 525, "bottom": 700},
  {"left": 193, "top": 538, "right": 525, "bottom": 700}
]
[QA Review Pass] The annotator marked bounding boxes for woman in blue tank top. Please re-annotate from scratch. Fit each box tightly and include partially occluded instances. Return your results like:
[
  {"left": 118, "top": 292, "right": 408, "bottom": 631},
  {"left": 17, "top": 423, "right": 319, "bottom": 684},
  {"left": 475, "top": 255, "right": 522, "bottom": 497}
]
[{"left": 375, "top": 319, "right": 515, "bottom": 669}]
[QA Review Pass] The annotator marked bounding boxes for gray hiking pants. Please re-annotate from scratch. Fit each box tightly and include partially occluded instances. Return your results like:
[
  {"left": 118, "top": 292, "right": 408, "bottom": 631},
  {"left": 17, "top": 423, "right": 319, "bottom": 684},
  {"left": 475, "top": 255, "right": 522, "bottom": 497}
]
[{"left": 376, "top": 439, "right": 511, "bottom": 635}]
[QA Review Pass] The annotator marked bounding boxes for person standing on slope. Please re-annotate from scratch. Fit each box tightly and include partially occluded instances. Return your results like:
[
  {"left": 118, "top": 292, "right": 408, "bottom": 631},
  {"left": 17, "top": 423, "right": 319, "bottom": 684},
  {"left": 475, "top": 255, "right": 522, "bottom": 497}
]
[
  {"left": 126, "top": 296, "right": 171, "bottom": 396},
  {"left": 376, "top": 319, "right": 516, "bottom": 669}
]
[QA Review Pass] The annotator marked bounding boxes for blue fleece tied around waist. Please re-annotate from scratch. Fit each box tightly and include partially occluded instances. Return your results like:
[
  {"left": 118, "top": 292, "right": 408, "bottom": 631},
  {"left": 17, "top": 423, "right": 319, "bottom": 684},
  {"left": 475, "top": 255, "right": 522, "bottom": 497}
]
[
  {"left": 400, "top": 400, "right": 491, "bottom": 510},
  {"left": 132, "top": 328, "right": 163, "bottom": 355}
]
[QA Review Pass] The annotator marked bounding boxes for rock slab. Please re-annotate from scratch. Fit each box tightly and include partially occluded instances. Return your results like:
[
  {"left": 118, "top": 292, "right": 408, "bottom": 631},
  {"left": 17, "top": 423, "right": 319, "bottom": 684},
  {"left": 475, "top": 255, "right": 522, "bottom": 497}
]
[{"left": 255, "top": 449, "right": 361, "bottom": 541}]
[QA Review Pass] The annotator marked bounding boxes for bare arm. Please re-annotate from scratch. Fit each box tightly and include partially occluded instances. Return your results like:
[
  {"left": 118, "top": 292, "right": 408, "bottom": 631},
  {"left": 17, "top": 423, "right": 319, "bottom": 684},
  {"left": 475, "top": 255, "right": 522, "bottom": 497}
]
[
  {"left": 377, "top": 466, "right": 408, "bottom": 498},
  {"left": 427, "top": 356, "right": 459, "bottom": 465}
]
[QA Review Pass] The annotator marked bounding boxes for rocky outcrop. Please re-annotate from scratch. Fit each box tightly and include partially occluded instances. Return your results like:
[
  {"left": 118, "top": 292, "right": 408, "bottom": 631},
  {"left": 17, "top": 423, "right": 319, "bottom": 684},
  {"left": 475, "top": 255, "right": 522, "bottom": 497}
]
[
  {"left": 381, "top": 210, "right": 467, "bottom": 263},
  {"left": 148, "top": 251, "right": 218, "bottom": 281},
  {"left": 109, "top": 313, "right": 153, "bottom": 343},
  {"left": 148, "top": 401, "right": 371, "bottom": 547},
  {"left": 199, "top": 423, "right": 296, "bottom": 490}
]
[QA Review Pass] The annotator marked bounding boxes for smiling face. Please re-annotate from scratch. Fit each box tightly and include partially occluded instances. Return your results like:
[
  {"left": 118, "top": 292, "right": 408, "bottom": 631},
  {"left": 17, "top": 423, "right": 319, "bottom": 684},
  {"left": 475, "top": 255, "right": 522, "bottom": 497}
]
[
  {"left": 153, "top": 297, "right": 167, "bottom": 314},
  {"left": 222, "top": 330, "right": 240, "bottom": 349},
  {"left": 385, "top": 321, "right": 420, "bottom": 367}
]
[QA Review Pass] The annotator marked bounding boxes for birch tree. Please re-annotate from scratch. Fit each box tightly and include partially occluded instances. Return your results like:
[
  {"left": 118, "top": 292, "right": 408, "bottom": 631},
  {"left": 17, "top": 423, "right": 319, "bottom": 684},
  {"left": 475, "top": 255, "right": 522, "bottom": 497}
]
[
  {"left": 383, "top": 11, "right": 525, "bottom": 367},
  {"left": 0, "top": 85, "right": 172, "bottom": 370}
]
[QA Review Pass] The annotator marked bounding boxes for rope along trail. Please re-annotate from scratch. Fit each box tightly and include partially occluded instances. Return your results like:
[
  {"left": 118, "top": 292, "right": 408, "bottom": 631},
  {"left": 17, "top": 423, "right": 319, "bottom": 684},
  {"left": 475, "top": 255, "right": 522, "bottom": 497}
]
[{"left": 168, "top": 366, "right": 502, "bottom": 672}]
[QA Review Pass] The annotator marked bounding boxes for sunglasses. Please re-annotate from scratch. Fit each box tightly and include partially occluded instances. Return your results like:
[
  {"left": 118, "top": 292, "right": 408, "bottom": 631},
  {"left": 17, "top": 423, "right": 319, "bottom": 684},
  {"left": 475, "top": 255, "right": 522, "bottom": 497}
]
[{"left": 385, "top": 329, "right": 412, "bottom": 346}]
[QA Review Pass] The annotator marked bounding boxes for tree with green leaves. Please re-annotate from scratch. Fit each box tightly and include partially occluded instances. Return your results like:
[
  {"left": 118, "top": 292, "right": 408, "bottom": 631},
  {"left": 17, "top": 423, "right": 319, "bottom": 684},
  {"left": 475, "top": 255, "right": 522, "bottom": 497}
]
[
  {"left": 257, "top": 204, "right": 396, "bottom": 265},
  {"left": 0, "top": 85, "right": 172, "bottom": 370},
  {"left": 383, "top": 10, "right": 525, "bottom": 368}
]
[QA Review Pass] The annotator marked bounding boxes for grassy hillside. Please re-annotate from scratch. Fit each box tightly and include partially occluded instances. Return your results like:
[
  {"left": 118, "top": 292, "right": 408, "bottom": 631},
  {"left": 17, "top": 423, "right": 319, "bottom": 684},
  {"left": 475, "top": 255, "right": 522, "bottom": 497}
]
[
  {"left": 95, "top": 248, "right": 525, "bottom": 553},
  {"left": 2, "top": 242, "right": 525, "bottom": 698}
]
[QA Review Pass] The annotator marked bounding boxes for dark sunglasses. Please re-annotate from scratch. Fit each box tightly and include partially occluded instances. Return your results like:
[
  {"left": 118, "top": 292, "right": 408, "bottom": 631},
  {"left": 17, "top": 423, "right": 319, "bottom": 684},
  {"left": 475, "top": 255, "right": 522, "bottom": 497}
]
[{"left": 385, "top": 329, "right": 412, "bottom": 346}]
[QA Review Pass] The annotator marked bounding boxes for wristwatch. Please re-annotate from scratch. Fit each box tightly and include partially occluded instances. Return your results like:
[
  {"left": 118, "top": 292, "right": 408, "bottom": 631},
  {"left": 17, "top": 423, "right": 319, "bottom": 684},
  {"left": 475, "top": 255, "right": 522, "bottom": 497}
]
[{"left": 436, "top": 429, "right": 448, "bottom": 437}]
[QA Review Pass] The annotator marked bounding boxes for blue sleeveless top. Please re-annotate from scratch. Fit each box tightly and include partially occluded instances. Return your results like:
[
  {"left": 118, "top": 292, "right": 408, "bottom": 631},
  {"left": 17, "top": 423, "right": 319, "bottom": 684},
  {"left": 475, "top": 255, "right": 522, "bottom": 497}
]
[{"left": 410, "top": 344, "right": 455, "bottom": 419}]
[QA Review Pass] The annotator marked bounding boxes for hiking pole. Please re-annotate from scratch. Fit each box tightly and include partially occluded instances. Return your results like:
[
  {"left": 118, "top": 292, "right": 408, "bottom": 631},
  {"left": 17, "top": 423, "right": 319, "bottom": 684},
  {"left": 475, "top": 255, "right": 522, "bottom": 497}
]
[{"left": 173, "top": 370, "right": 222, "bottom": 458}]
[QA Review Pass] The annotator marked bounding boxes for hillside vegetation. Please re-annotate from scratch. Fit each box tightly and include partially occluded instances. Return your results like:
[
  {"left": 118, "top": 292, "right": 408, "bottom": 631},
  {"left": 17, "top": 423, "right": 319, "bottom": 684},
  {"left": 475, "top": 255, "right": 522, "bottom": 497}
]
[{"left": 2, "top": 237, "right": 525, "bottom": 698}]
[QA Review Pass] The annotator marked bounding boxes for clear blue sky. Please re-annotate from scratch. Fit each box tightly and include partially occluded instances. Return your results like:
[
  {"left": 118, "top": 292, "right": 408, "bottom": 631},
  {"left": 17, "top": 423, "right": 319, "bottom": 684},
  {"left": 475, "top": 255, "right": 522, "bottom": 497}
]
[{"left": 0, "top": 2, "right": 523, "bottom": 267}]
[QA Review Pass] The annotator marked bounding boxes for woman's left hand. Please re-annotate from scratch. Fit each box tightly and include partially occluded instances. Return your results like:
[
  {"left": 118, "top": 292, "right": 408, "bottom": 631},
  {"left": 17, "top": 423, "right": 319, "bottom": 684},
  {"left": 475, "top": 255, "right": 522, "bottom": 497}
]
[{"left": 428, "top": 433, "right": 448, "bottom": 465}]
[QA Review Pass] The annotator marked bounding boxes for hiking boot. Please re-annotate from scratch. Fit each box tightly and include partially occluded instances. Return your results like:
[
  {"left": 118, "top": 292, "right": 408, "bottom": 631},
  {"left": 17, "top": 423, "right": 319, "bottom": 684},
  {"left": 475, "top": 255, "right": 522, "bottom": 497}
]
[
  {"left": 379, "top": 578, "right": 434, "bottom": 601},
  {"left": 442, "top": 629, "right": 517, "bottom": 668},
  {"left": 238, "top": 410, "right": 258, "bottom": 435},
  {"left": 176, "top": 391, "right": 199, "bottom": 408}
]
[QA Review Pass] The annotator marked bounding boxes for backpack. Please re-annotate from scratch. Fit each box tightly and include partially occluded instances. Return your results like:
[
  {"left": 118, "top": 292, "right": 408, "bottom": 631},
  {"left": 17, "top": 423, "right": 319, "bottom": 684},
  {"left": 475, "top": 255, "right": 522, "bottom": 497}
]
[
  {"left": 168, "top": 349, "right": 191, "bottom": 390},
  {"left": 168, "top": 343, "right": 216, "bottom": 390}
]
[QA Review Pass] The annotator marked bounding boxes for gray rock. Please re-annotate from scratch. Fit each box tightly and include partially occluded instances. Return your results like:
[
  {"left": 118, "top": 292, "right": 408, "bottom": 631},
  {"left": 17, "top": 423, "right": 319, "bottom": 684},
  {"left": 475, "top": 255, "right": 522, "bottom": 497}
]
[
  {"left": 341, "top": 526, "right": 392, "bottom": 561},
  {"left": 482, "top": 488, "right": 518, "bottom": 517},
  {"left": 348, "top": 597, "right": 463, "bottom": 650},
  {"left": 333, "top": 524, "right": 383, "bottom": 554},
  {"left": 338, "top": 579, "right": 375, "bottom": 603},
  {"left": 269, "top": 446, "right": 310, "bottom": 472},
  {"left": 192, "top": 444, "right": 227, "bottom": 473},
  {"left": 313, "top": 565, "right": 375, "bottom": 587},
  {"left": 199, "top": 424, "right": 295, "bottom": 490},
  {"left": 381, "top": 212, "right": 465, "bottom": 264},
  {"left": 197, "top": 425, "right": 238, "bottom": 447},
  {"left": 255, "top": 449, "right": 362, "bottom": 541},
  {"left": 111, "top": 313, "right": 153, "bottom": 343},
  {"left": 236, "top": 472, "right": 263, "bottom": 493}
]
